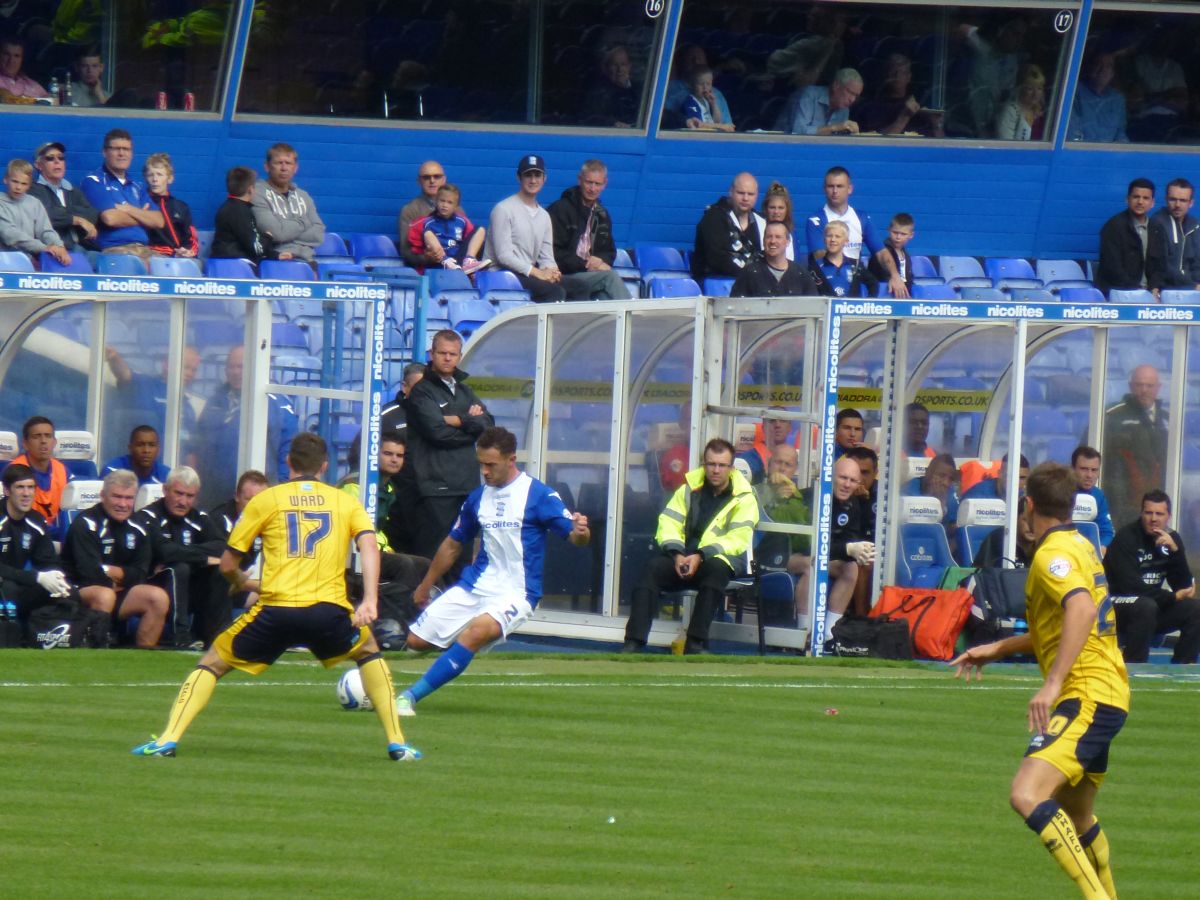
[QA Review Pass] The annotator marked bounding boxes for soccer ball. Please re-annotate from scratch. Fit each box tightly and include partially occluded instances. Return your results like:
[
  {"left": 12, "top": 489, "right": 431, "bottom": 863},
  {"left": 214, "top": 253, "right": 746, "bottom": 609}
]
[{"left": 336, "top": 668, "right": 373, "bottom": 711}]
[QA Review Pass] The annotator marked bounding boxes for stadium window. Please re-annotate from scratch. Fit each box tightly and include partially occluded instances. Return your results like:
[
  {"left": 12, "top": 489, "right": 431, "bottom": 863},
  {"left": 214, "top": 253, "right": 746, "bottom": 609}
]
[
  {"left": 662, "top": 0, "right": 1080, "bottom": 142},
  {"left": 0, "top": 1, "right": 234, "bottom": 112},
  {"left": 236, "top": 0, "right": 666, "bottom": 129},
  {"left": 1068, "top": 5, "right": 1200, "bottom": 146}
]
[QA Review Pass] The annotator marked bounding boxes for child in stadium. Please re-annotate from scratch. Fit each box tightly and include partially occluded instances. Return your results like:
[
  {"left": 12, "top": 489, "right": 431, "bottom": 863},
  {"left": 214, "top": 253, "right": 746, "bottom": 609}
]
[
  {"left": 413, "top": 183, "right": 489, "bottom": 275},
  {"left": 210, "top": 166, "right": 291, "bottom": 263},
  {"left": 0, "top": 158, "right": 72, "bottom": 265},
  {"left": 143, "top": 152, "right": 199, "bottom": 257}
]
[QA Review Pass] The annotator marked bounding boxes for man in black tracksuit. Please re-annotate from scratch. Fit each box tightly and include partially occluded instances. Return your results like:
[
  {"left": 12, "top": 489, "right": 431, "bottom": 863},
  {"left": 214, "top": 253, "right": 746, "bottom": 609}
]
[
  {"left": 1103, "top": 489, "right": 1200, "bottom": 664},
  {"left": 691, "top": 173, "right": 764, "bottom": 282},
  {"left": 1146, "top": 177, "right": 1200, "bottom": 294},
  {"left": 1095, "top": 177, "right": 1155, "bottom": 296},
  {"left": 0, "top": 464, "right": 71, "bottom": 635},
  {"left": 399, "top": 329, "right": 494, "bottom": 574},
  {"left": 731, "top": 221, "right": 817, "bottom": 297}
]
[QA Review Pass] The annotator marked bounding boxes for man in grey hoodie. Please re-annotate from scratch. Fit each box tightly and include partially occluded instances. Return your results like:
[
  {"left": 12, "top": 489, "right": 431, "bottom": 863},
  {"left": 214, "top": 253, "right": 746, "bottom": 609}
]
[
  {"left": 1147, "top": 177, "right": 1200, "bottom": 296},
  {"left": 251, "top": 143, "right": 325, "bottom": 263},
  {"left": 486, "top": 154, "right": 565, "bottom": 302},
  {"left": 0, "top": 159, "right": 71, "bottom": 265}
]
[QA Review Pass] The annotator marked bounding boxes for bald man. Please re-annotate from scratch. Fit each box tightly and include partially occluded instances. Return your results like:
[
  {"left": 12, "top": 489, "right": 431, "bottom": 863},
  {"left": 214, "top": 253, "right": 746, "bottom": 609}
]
[
  {"left": 691, "top": 171, "right": 765, "bottom": 282},
  {"left": 1103, "top": 364, "right": 1168, "bottom": 527}
]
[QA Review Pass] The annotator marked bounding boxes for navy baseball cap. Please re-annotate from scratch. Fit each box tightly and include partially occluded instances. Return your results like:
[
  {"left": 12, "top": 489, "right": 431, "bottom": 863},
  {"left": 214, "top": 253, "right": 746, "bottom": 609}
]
[
  {"left": 517, "top": 154, "right": 546, "bottom": 175},
  {"left": 35, "top": 141, "right": 66, "bottom": 159}
]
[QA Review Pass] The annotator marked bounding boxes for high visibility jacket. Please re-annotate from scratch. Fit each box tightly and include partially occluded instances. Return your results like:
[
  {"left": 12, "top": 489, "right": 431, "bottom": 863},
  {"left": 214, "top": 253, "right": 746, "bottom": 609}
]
[{"left": 656, "top": 466, "right": 759, "bottom": 576}]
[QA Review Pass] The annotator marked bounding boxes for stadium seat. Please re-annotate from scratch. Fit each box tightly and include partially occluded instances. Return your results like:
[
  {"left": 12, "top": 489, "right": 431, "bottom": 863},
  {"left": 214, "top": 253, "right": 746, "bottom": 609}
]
[
  {"left": 1072, "top": 493, "right": 1103, "bottom": 556},
  {"left": 634, "top": 244, "right": 688, "bottom": 293},
  {"left": 1160, "top": 289, "right": 1200, "bottom": 305},
  {"left": 96, "top": 254, "right": 148, "bottom": 275},
  {"left": 39, "top": 251, "right": 92, "bottom": 273},
  {"left": 149, "top": 256, "right": 203, "bottom": 277},
  {"left": 0, "top": 431, "right": 18, "bottom": 460},
  {"left": 0, "top": 250, "right": 34, "bottom": 272},
  {"left": 911, "top": 255, "right": 943, "bottom": 285},
  {"left": 938, "top": 256, "right": 992, "bottom": 288},
  {"left": 57, "top": 479, "right": 103, "bottom": 535},
  {"left": 189, "top": 319, "right": 244, "bottom": 348},
  {"left": 1035, "top": 259, "right": 1092, "bottom": 292},
  {"left": 55, "top": 430, "right": 98, "bottom": 479},
  {"left": 1108, "top": 289, "right": 1156, "bottom": 304},
  {"left": 495, "top": 298, "right": 534, "bottom": 314},
  {"left": 958, "top": 286, "right": 1008, "bottom": 302},
  {"left": 911, "top": 283, "right": 959, "bottom": 300},
  {"left": 135, "top": 483, "right": 164, "bottom": 511},
  {"left": 956, "top": 498, "right": 1007, "bottom": 567},
  {"left": 984, "top": 257, "right": 1042, "bottom": 290},
  {"left": 316, "top": 232, "right": 350, "bottom": 258},
  {"left": 474, "top": 269, "right": 531, "bottom": 304},
  {"left": 446, "top": 297, "right": 495, "bottom": 340},
  {"left": 196, "top": 229, "right": 215, "bottom": 259},
  {"left": 650, "top": 277, "right": 701, "bottom": 298},
  {"left": 205, "top": 257, "right": 257, "bottom": 279},
  {"left": 897, "top": 497, "right": 955, "bottom": 587},
  {"left": 318, "top": 262, "right": 367, "bottom": 280},
  {"left": 271, "top": 322, "right": 310, "bottom": 354},
  {"left": 348, "top": 233, "right": 399, "bottom": 262},
  {"left": 1008, "top": 288, "right": 1055, "bottom": 302},
  {"left": 613, "top": 248, "right": 642, "bottom": 296},
  {"left": 260, "top": 259, "right": 317, "bottom": 281},
  {"left": 1058, "top": 286, "right": 1106, "bottom": 304},
  {"left": 703, "top": 277, "right": 735, "bottom": 297}
]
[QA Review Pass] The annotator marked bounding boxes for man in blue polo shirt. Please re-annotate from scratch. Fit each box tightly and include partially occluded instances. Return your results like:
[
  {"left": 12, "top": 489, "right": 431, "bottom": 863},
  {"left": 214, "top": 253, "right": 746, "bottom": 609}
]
[{"left": 81, "top": 128, "right": 163, "bottom": 262}]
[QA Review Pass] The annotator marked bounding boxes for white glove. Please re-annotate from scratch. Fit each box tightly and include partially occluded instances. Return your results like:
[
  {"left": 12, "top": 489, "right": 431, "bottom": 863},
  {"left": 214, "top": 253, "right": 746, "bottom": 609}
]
[
  {"left": 846, "top": 542, "right": 876, "bottom": 566},
  {"left": 36, "top": 570, "right": 72, "bottom": 598}
]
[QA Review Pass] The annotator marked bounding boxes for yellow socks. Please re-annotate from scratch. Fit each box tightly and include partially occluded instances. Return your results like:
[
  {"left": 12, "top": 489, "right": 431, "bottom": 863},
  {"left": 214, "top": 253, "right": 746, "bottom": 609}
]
[
  {"left": 1025, "top": 800, "right": 1108, "bottom": 898},
  {"left": 1080, "top": 820, "right": 1117, "bottom": 899},
  {"left": 358, "top": 654, "right": 406, "bottom": 746},
  {"left": 160, "top": 665, "right": 218, "bottom": 744}
]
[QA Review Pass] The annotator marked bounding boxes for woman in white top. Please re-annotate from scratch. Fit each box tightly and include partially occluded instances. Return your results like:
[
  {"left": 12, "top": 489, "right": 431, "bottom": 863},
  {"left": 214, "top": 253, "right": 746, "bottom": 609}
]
[{"left": 995, "top": 64, "right": 1046, "bottom": 141}]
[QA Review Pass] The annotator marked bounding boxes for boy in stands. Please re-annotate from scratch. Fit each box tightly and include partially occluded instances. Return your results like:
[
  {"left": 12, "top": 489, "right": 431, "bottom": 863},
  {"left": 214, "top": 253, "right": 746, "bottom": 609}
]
[
  {"left": 210, "top": 166, "right": 292, "bottom": 264},
  {"left": 0, "top": 159, "right": 72, "bottom": 265},
  {"left": 409, "top": 183, "right": 489, "bottom": 274},
  {"left": 142, "top": 153, "right": 199, "bottom": 258}
]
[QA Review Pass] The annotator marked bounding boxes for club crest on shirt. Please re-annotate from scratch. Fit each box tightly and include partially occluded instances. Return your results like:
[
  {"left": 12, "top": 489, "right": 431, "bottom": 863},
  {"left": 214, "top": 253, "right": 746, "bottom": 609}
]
[
  {"left": 125, "top": 532, "right": 136, "bottom": 550},
  {"left": 836, "top": 512, "right": 849, "bottom": 527},
  {"left": 1048, "top": 557, "right": 1071, "bottom": 578}
]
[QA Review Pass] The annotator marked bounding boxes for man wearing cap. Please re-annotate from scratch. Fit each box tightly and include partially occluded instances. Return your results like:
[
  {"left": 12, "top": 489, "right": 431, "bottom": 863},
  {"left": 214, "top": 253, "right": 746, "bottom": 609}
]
[
  {"left": 485, "top": 154, "right": 565, "bottom": 302},
  {"left": 29, "top": 141, "right": 99, "bottom": 251},
  {"left": 80, "top": 128, "right": 163, "bottom": 260}
]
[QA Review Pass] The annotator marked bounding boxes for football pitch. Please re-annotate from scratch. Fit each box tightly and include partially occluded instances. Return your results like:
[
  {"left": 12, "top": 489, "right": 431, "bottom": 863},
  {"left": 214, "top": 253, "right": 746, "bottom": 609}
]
[{"left": 2, "top": 651, "right": 1197, "bottom": 899}]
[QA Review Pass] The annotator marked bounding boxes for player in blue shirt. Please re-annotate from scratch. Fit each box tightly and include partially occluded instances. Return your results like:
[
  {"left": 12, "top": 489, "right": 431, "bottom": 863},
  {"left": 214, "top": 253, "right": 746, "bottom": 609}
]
[
  {"left": 396, "top": 426, "right": 590, "bottom": 716},
  {"left": 101, "top": 425, "right": 170, "bottom": 487},
  {"left": 1072, "top": 446, "right": 1115, "bottom": 547}
]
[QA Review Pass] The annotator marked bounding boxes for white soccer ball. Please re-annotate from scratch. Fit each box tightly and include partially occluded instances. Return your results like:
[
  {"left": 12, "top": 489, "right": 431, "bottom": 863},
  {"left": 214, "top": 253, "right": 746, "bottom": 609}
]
[{"left": 336, "top": 668, "right": 373, "bottom": 711}]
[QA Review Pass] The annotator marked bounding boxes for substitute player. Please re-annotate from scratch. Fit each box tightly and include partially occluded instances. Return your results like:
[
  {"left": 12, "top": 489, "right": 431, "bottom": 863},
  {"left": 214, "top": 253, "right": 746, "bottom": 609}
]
[
  {"left": 396, "top": 426, "right": 589, "bottom": 715},
  {"left": 132, "top": 432, "right": 420, "bottom": 762},
  {"left": 952, "top": 462, "right": 1128, "bottom": 899}
]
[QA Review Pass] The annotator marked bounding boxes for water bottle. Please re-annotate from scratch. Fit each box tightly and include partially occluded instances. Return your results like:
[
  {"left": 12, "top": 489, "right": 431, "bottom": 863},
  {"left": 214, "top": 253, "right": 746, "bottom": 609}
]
[
  {"left": 47, "top": 75, "right": 59, "bottom": 105},
  {"left": 1, "top": 599, "right": 15, "bottom": 619},
  {"left": 62, "top": 80, "right": 72, "bottom": 107}
]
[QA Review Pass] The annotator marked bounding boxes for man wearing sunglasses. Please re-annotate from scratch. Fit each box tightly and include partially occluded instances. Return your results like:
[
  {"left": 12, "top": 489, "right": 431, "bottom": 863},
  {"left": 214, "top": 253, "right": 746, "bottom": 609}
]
[
  {"left": 398, "top": 160, "right": 464, "bottom": 269},
  {"left": 29, "top": 142, "right": 99, "bottom": 251}
]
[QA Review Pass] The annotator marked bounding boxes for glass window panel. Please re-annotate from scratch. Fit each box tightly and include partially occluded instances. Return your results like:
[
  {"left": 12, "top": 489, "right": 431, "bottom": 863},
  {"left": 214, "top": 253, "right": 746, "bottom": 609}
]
[
  {"left": 0, "top": 305, "right": 91, "bottom": 437},
  {"left": 100, "top": 300, "right": 173, "bottom": 467},
  {"left": 1, "top": 1, "right": 234, "bottom": 111},
  {"left": 664, "top": 1, "right": 1076, "bottom": 141}
]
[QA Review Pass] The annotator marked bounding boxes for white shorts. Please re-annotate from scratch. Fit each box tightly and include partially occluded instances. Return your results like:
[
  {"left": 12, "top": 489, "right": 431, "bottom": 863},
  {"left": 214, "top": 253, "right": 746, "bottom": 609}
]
[{"left": 408, "top": 585, "right": 532, "bottom": 649}]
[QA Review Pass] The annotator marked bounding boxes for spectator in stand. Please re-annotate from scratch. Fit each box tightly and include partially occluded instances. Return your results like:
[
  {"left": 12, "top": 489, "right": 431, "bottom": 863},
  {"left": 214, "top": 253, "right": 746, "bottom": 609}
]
[
  {"left": 1071, "top": 445, "right": 1114, "bottom": 551},
  {"left": 1103, "top": 364, "right": 1166, "bottom": 529},
  {"left": 902, "top": 400, "right": 935, "bottom": 458},
  {"left": 952, "top": 18, "right": 1026, "bottom": 139},
  {"left": 0, "top": 38, "right": 47, "bottom": 101},
  {"left": 766, "top": 6, "right": 848, "bottom": 91},
  {"left": 101, "top": 425, "right": 170, "bottom": 487},
  {"left": 1095, "top": 178, "right": 1154, "bottom": 296},
  {"left": 251, "top": 142, "right": 324, "bottom": 263},
  {"left": 622, "top": 438, "right": 758, "bottom": 654},
  {"left": 136, "top": 465, "right": 228, "bottom": 648},
  {"left": 683, "top": 67, "right": 734, "bottom": 132},
  {"left": 777, "top": 67, "right": 862, "bottom": 136},
  {"left": 399, "top": 160, "right": 459, "bottom": 268},
  {"left": 547, "top": 159, "right": 631, "bottom": 301},
  {"left": 585, "top": 44, "right": 639, "bottom": 128},
  {"left": 730, "top": 221, "right": 816, "bottom": 298},
  {"left": 11, "top": 416, "right": 69, "bottom": 528},
  {"left": 833, "top": 407, "right": 866, "bottom": 459},
  {"left": 809, "top": 220, "right": 877, "bottom": 298},
  {"left": 853, "top": 54, "right": 944, "bottom": 137},
  {"left": 81, "top": 128, "right": 164, "bottom": 262},
  {"left": 1146, "top": 177, "right": 1200, "bottom": 296},
  {"left": 412, "top": 183, "right": 488, "bottom": 275},
  {"left": 105, "top": 345, "right": 201, "bottom": 453},
  {"left": 1104, "top": 489, "right": 1200, "bottom": 664},
  {"left": 691, "top": 172, "right": 763, "bottom": 282},
  {"left": 735, "top": 407, "right": 799, "bottom": 484},
  {"left": 1128, "top": 27, "right": 1187, "bottom": 143},
  {"left": 0, "top": 159, "right": 71, "bottom": 265},
  {"left": 760, "top": 181, "right": 796, "bottom": 260},
  {"left": 805, "top": 166, "right": 905, "bottom": 298},
  {"left": 486, "top": 154, "right": 564, "bottom": 302},
  {"left": 903, "top": 452, "right": 960, "bottom": 537},
  {"left": 961, "top": 452, "right": 1029, "bottom": 504},
  {"left": 211, "top": 166, "right": 290, "bottom": 263},
  {"left": 994, "top": 64, "right": 1046, "bottom": 142},
  {"left": 0, "top": 463, "right": 71, "bottom": 635},
  {"left": 29, "top": 141, "right": 98, "bottom": 251},
  {"left": 62, "top": 469, "right": 170, "bottom": 649},
  {"left": 868, "top": 213, "right": 916, "bottom": 298},
  {"left": 70, "top": 48, "right": 108, "bottom": 108},
  {"left": 142, "top": 152, "right": 198, "bottom": 258},
  {"left": 665, "top": 46, "right": 732, "bottom": 128},
  {"left": 1067, "top": 53, "right": 1128, "bottom": 144},
  {"left": 208, "top": 469, "right": 268, "bottom": 613}
]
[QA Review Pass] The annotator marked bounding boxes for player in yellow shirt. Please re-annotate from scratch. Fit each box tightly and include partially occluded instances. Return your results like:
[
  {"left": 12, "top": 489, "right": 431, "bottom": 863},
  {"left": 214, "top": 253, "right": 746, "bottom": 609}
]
[
  {"left": 132, "top": 432, "right": 420, "bottom": 762},
  {"left": 952, "top": 462, "right": 1128, "bottom": 899}
]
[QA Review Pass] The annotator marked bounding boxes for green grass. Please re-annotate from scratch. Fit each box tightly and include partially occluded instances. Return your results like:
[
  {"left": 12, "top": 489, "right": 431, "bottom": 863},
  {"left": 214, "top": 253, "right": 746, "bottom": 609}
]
[{"left": 1, "top": 650, "right": 1197, "bottom": 898}]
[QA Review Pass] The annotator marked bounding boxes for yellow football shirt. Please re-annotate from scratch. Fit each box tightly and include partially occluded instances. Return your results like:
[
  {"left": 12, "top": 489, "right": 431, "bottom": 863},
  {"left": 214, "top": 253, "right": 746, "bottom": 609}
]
[
  {"left": 228, "top": 478, "right": 374, "bottom": 610},
  {"left": 1026, "top": 524, "right": 1129, "bottom": 711}
]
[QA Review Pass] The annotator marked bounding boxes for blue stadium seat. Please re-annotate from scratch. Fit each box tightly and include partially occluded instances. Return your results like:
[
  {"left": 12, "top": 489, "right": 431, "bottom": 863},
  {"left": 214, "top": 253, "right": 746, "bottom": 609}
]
[
  {"left": 474, "top": 269, "right": 531, "bottom": 304},
  {"left": 1035, "top": 259, "right": 1092, "bottom": 292},
  {"left": 1073, "top": 519, "right": 1103, "bottom": 556},
  {"left": 1160, "top": 289, "right": 1200, "bottom": 304},
  {"left": 260, "top": 259, "right": 317, "bottom": 281},
  {"left": 205, "top": 257, "right": 257, "bottom": 279},
  {"left": 1108, "top": 289, "right": 1156, "bottom": 304},
  {"left": 650, "top": 277, "right": 701, "bottom": 298},
  {"left": 635, "top": 245, "right": 688, "bottom": 294},
  {"left": 273, "top": 354, "right": 323, "bottom": 386},
  {"left": 189, "top": 319, "right": 244, "bottom": 348},
  {"left": 446, "top": 297, "right": 495, "bottom": 340},
  {"left": 96, "top": 254, "right": 148, "bottom": 275},
  {"left": 958, "top": 286, "right": 1008, "bottom": 302},
  {"left": 1058, "top": 286, "right": 1106, "bottom": 304},
  {"left": 318, "top": 262, "right": 367, "bottom": 280},
  {"left": 428, "top": 268, "right": 476, "bottom": 296},
  {"left": 1008, "top": 288, "right": 1056, "bottom": 302},
  {"left": 317, "top": 232, "right": 349, "bottom": 257},
  {"left": 613, "top": 248, "right": 642, "bottom": 296},
  {"left": 348, "top": 233, "right": 399, "bottom": 262},
  {"left": 984, "top": 257, "right": 1042, "bottom": 290},
  {"left": 39, "top": 250, "right": 92, "bottom": 273},
  {"left": 495, "top": 298, "right": 534, "bottom": 314},
  {"left": 911, "top": 283, "right": 959, "bottom": 300},
  {"left": 196, "top": 229, "right": 215, "bottom": 258},
  {"left": 911, "top": 255, "right": 943, "bottom": 284},
  {"left": 149, "top": 256, "right": 203, "bottom": 277},
  {"left": 703, "top": 277, "right": 735, "bottom": 297},
  {"left": 898, "top": 522, "right": 956, "bottom": 587},
  {"left": 272, "top": 322, "right": 310, "bottom": 353},
  {"left": 938, "top": 256, "right": 992, "bottom": 288},
  {"left": 0, "top": 250, "right": 34, "bottom": 272}
]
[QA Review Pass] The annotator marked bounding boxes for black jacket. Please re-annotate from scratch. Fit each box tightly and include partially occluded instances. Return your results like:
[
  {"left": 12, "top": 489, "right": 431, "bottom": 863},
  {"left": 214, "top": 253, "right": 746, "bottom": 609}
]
[
  {"left": 1104, "top": 520, "right": 1193, "bottom": 605},
  {"left": 867, "top": 244, "right": 913, "bottom": 293},
  {"left": 401, "top": 366, "right": 494, "bottom": 499},
  {"left": 1096, "top": 209, "right": 1148, "bottom": 295},
  {"left": 0, "top": 510, "right": 59, "bottom": 586},
  {"left": 830, "top": 495, "right": 867, "bottom": 562},
  {"left": 210, "top": 498, "right": 260, "bottom": 571},
  {"left": 692, "top": 196, "right": 763, "bottom": 280},
  {"left": 145, "top": 193, "right": 199, "bottom": 256},
  {"left": 547, "top": 186, "right": 617, "bottom": 274},
  {"left": 1146, "top": 208, "right": 1200, "bottom": 291},
  {"left": 808, "top": 252, "right": 879, "bottom": 298},
  {"left": 730, "top": 258, "right": 817, "bottom": 297},
  {"left": 28, "top": 180, "right": 98, "bottom": 250},
  {"left": 135, "top": 498, "right": 225, "bottom": 568},
  {"left": 212, "top": 196, "right": 278, "bottom": 263},
  {"left": 62, "top": 504, "right": 153, "bottom": 588}
]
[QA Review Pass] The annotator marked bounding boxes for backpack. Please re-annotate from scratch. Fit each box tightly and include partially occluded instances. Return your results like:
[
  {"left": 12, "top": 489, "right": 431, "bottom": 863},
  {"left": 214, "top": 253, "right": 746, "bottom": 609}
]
[
  {"left": 960, "top": 566, "right": 1030, "bottom": 646},
  {"left": 27, "top": 599, "right": 111, "bottom": 649},
  {"left": 827, "top": 615, "right": 913, "bottom": 660},
  {"left": 870, "top": 586, "right": 973, "bottom": 661}
]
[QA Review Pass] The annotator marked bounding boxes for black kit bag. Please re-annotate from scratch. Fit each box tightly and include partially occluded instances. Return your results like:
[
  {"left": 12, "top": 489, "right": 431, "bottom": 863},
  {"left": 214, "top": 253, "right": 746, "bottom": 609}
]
[
  {"left": 828, "top": 615, "right": 913, "bottom": 660},
  {"left": 961, "top": 565, "right": 1029, "bottom": 645},
  {"left": 26, "top": 599, "right": 111, "bottom": 649}
]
